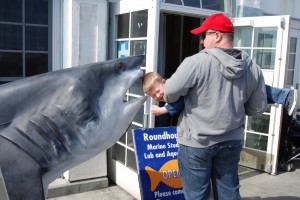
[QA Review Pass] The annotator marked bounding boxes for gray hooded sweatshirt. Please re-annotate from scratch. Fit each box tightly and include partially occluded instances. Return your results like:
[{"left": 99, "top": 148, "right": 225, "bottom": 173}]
[{"left": 164, "top": 48, "right": 267, "bottom": 148}]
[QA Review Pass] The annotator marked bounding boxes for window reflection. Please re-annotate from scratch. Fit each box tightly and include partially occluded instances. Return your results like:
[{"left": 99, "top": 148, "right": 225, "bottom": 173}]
[
  {"left": 247, "top": 115, "right": 270, "bottom": 134},
  {"left": 290, "top": 38, "right": 297, "bottom": 53},
  {"left": 131, "top": 40, "right": 146, "bottom": 55},
  {"left": 245, "top": 133, "right": 268, "bottom": 151},
  {"left": 255, "top": 28, "right": 277, "bottom": 48},
  {"left": 127, "top": 149, "right": 137, "bottom": 171},
  {"left": 234, "top": 27, "right": 253, "bottom": 48},
  {"left": 119, "top": 134, "right": 126, "bottom": 144},
  {"left": 288, "top": 54, "right": 296, "bottom": 69},
  {"left": 130, "top": 40, "right": 146, "bottom": 66},
  {"left": 128, "top": 96, "right": 144, "bottom": 124},
  {"left": 253, "top": 49, "right": 276, "bottom": 70},
  {"left": 286, "top": 37, "right": 297, "bottom": 86},
  {"left": 131, "top": 10, "right": 148, "bottom": 38},
  {"left": 117, "top": 41, "right": 129, "bottom": 58},
  {"left": 286, "top": 71, "right": 294, "bottom": 86},
  {"left": 129, "top": 76, "right": 144, "bottom": 96},
  {"left": 127, "top": 124, "right": 139, "bottom": 148},
  {"left": 134, "top": 106, "right": 144, "bottom": 125},
  {"left": 112, "top": 144, "right": 125, "bottom": 164}
]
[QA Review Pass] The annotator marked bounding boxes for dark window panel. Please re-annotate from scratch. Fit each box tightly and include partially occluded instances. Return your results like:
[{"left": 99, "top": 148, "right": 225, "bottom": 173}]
[
  {"left": 131, "top": 10, "right": 148, "bottom": 38},
  {"left": 127, "top": 149, "right": 137, "bottom": 172},
  {"left": 0, "top": 24, "right": 22, "bottom": 50},
  {"left": 0, "top": 52, "right": 23, "bottom": 77},
  {"left": 182, "top": 16, "right": 201, "bottom": 59},
  {"left": 117, "top": 13, "right": 130, "bottom": 38},
  {"left": 202, "top": 0, "right": 224, "bottom": 11},
  {"left": 112, "top": 144, "right": 125, "bottom": 164},
  {"left": 25, "top": 0, "right": 48, "bottom": 25},
  {"left": 25, "top": 53, "right": 48, "bottom": 77},
  {"left": 290, "top": 37, "right": 297, "bottom": 53},
  {"left": 129, "top": 76, "right": 144, "bottom": 96},
  {"left": 165, "top": 14, "right": 181, "bottom": 78},
  {"left": 127, "top": 124, "right": 139, "bottom": 148},
  {"left": 184, "top": 0, "right": 200, "bottom": 7},
  {"left": 119, "top": 133, "right": 126, "bottom": 144},
  {"left": 0, "top": 0, "right": 22, "bottom": 23},
  {"left": 164, "top": 0, "right": 182, "bottom": 5},
  {"left": 25, "top": 26, "right": 48, "bottom": 51}
]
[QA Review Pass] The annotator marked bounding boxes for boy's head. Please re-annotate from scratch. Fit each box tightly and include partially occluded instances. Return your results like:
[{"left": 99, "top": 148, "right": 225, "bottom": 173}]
[{"left": 142, "top": 72, "right": 166, "bottom": 102}]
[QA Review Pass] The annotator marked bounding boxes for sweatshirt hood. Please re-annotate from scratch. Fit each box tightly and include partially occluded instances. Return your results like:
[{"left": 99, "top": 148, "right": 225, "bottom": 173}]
[{"left": 203, "top": 48, "right": 251, "bottom": 79}]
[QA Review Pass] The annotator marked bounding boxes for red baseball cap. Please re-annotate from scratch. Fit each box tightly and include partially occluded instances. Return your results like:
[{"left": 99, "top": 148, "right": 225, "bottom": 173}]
[{"left": 190, "top": 13, "right": 234, "bottom": 35}]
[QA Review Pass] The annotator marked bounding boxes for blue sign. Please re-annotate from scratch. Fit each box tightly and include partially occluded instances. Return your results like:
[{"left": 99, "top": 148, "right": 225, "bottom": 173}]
[{"left": 133, "top": 127, "right": 185, "bottom": 200}]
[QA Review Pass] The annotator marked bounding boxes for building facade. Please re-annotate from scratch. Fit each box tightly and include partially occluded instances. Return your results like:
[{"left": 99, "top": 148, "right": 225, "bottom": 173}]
[{"left": 0, "top": 0, "right": 299, "bottom": 199}]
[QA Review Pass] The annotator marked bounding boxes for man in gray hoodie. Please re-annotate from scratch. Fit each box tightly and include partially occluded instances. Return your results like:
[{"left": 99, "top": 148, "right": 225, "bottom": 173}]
[{"left": 163, "top": 13, "right": 267, "bottom": 200}]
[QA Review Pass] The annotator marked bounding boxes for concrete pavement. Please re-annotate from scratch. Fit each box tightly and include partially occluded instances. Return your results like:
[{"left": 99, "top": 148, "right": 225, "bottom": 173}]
[
  {"left": 47, "top": 161, "right": 300, "bottom": 200},
  {"left": 239, "top": 162, "right": 300, "bottom": 199},
  {"left": 47, "top": 184, "right": 134, "bottom": 200}
]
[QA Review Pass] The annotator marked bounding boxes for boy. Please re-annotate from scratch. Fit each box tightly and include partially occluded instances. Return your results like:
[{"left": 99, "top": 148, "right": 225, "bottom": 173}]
[{"left": 142, "top": 72, "right": 184, "bottom": 116}]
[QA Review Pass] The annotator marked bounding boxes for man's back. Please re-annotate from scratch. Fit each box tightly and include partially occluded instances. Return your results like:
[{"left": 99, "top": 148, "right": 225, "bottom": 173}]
[{"left": 164, "top": 48, "right": 267, "bottom": 147}]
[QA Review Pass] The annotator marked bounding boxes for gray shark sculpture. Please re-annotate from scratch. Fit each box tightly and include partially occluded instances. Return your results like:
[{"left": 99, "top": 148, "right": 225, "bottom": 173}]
[{"left": 0, "top": 55, "right": 146, "bottom": 200}]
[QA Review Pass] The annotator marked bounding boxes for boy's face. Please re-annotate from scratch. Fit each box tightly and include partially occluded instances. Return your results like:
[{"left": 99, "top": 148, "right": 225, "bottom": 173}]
[{"left": 146, "top": 80, "right": 166, "bottom": 102}]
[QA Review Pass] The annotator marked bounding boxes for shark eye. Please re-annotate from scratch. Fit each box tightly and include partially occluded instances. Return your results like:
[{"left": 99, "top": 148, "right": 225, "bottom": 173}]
[{"left": 116, "top": 62, "right": 125, "bottom": 71}]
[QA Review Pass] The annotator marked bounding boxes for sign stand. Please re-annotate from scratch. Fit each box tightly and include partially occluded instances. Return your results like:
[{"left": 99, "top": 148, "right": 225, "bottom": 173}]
[{"left": 133, "top": 127, "right": 185, "bottom": 200}]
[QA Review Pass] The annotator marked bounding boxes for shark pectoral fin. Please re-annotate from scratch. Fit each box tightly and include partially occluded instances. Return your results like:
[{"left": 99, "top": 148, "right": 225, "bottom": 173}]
[
  {"left": 0, "top": 137, "right": 45, "bottom": 200},
  {"left": 0, "top": 167, "right": 9, "bottom": 200},
  {"left": 145, "top": 166, "right": 161, "bottom": 192}
]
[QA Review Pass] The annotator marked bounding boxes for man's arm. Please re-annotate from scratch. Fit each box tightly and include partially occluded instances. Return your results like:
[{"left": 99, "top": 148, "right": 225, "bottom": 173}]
[
  {"left": 245, "top": 66, "right": 268, "bottom": 116},
  {"left": 165, "top": 96, "right": 185, "bottom": 115},
  {"left": 164, "top": 57, "right": 198, "bottom": 103},
  {"left": 151, "top": 97, "right": 184, "bottom": 116}
]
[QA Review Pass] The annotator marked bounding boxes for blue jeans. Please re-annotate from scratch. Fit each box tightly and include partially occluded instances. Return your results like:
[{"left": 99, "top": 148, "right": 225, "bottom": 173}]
[
  {"left": 266, "top": 85, "right": 289, "bottom": 105},
  {"left": 178, "top": 140, "right": 242, "bottom": 200}
]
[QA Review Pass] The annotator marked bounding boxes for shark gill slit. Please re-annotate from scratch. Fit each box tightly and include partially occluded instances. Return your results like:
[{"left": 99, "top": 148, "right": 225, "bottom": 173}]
[
  {"left": 29, "top": 119, "right": 60, "bottom": 158},
  {"left": 29, "top": 116, "right": 67, "bottom": 158},
  {"left": 15, "top": 127, "right": 50, "bottom": 165},
  {"left": 41, "top": 113, "right": 72, "bottom": 154},
  {"left": 58, "top": 108, "right": 87, "bottom": 147}
]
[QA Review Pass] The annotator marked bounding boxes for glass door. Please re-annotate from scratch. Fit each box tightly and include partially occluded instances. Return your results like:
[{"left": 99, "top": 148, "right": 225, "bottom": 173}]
[
  {"left": 233, "top": 15, "right": 291, "bottom": 174},
  {"left": 107, "top": 1, "right": 159, "bottom": 199}
]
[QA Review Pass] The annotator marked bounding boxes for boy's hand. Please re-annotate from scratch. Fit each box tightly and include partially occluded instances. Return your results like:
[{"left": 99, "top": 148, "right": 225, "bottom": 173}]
[{"left": 151, "top": 105, "right": 168, "bottom": 116}]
